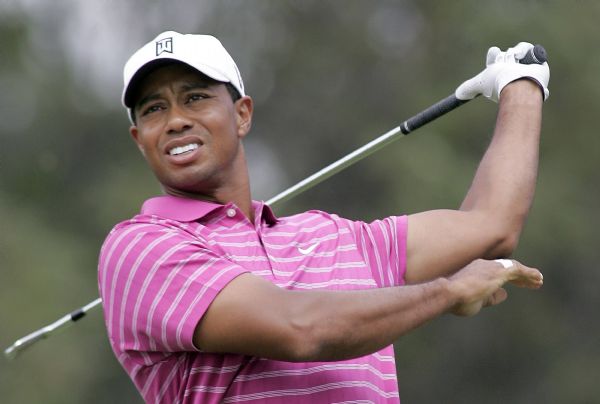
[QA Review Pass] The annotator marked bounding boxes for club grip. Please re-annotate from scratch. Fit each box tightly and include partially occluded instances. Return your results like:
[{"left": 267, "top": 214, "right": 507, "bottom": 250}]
[
  {"left": 520, "top": 44, "right": 547, "bottom": 64},
  {"left": 401, "top": 95, "right": 468, "bottom": 134}
]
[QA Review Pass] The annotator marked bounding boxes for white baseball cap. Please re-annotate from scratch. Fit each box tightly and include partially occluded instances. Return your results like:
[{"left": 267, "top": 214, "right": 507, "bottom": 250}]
[{"left": 122, "top": 31, "right": 245, "bottom": 110}]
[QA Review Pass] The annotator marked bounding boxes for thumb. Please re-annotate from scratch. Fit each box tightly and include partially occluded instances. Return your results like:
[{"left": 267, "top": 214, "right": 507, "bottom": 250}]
[
  {"left": 455, "top": 75, "right": 482, "bottom": 100},
  {"left": 486, "top": 46, "right": 502, "bottom": 66}
]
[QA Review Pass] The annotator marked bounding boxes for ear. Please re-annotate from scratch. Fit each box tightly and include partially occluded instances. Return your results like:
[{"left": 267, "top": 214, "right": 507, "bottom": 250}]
[
  {"left": 129, "top": 125, "right": 146, "bottom": 156},
  {"left": 235, "top": 96, "right": 253, "bottom": 139}
]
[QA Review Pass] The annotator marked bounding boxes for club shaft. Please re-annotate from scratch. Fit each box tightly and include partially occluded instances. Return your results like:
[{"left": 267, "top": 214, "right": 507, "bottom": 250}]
[
  {"left": 267, "top": 126, "right": 403, "bottom": 206},
  {"left": 4, "top": 93, "right": 470, "bottom": 360},
  {"left": 268, "top": 94, "right": 469, "bottom": 205},
  {"left": 4, "top": 298, "right": 102, "bottom": 359}
]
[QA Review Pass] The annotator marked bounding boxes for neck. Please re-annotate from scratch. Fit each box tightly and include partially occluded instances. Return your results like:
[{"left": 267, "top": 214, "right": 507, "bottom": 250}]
[{"left": 164, "top": 149, "right": 254, "bottom": 222}]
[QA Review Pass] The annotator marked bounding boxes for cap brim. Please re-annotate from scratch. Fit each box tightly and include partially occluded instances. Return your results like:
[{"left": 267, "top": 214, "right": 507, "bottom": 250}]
[{"left": 123, "top": 58, "right": 181, "bottom": 108}]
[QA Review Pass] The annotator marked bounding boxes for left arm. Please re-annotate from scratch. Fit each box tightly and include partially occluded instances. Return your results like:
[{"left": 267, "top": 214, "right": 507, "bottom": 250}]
[{"left": 405, "top": 79, "right": 544, "bottom": 284}]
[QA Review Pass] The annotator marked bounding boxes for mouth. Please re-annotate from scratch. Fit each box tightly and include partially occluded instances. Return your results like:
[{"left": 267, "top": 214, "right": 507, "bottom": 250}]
[{"left": 168, "top": 143, "right": 200, "bottom": 156}]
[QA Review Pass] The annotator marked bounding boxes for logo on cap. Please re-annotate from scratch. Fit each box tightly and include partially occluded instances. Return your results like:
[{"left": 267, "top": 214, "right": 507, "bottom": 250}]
[{"left": 156, "top": 37, "right": 173, "bottom": 56}]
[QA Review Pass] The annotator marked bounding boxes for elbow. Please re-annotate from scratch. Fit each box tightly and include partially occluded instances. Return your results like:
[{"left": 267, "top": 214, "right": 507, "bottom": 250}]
[
  {"left": 282, "top": 316, "right": 326, "bottom": 362},
  {"left": 282, "top": 304, "right": 349, "bottom": 362},
  {"left": 277, "top": 294, "right": 357, "bottom": 362},
  {"left": 459, "top": 208, "right": 527, "bottom": 260},
  {"left": 485, "top": 218, "right": 523, "bottom": 258},
  {"left": 491, "top": 232, "right": 520, "bottom": 258}
]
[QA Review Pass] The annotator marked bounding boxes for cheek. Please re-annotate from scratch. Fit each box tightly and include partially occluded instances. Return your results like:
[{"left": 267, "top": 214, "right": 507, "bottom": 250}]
[
  {"left": 137, "top": 127, "right": 160, "bottom": 149},
  {"left": 135, "top": 134, "right": 164, "bottom": 167}
]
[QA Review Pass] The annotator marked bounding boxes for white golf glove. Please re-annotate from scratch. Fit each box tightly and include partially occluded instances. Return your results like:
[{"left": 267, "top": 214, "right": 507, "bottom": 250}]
[{"left": 455, "top": 42, "right": 550, "bottom": 102}]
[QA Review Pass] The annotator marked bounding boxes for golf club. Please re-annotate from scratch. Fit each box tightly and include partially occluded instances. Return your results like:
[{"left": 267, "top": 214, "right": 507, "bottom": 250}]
[{"left": 4, "top": 44, "right": 547, "bottom": 360}]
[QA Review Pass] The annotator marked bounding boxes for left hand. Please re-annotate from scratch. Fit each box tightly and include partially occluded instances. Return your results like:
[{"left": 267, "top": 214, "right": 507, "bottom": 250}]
[{"left": 455, "top": 42, "right": 550, "bottom": 102}]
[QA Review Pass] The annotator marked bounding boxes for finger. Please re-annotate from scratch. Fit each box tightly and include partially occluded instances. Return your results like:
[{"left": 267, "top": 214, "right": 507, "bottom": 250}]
[
  {"left": 509, "top": 41, "right": 534, "bottom": 60},
  {"left": 484, "top": 287, "right": 508, "bottom": 307},
  {"left": 455, "top": 75, "right": 482, "bottom": 100},
  {"left": 486, "top": 46, "right": 502, "bottom": 66},
  {"left": 506, "top": 260, "right": 544, "bottom": 289}
]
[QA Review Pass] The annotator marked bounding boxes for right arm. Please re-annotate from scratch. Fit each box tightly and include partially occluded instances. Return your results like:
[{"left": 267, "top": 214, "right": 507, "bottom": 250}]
[{"left": 194, "top": 258, "right": 543, "bottom": 362}]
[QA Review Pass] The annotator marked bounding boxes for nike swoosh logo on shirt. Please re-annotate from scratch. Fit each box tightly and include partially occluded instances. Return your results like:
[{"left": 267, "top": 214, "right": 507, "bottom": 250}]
[{"left": 298, "top": 242, "right": 319, "bottom": 255}]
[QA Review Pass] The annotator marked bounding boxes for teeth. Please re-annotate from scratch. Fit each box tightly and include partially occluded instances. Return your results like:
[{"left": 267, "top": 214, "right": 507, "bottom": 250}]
[{"left": 169, "top": 143, "right": 199, "bottom": 156}]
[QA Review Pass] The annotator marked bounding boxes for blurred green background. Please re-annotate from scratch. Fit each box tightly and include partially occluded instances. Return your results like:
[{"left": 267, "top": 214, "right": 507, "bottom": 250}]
[{"left": 1, "top": 1, "right": 598, "bottom": 403}]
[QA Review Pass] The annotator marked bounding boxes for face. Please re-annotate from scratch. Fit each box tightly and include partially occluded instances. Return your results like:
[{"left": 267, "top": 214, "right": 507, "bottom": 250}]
[{"left": 130, "top": 64, "right": 253, "bottom": 198}]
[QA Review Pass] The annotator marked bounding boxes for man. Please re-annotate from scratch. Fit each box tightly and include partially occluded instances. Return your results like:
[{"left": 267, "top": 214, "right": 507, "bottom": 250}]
[{"left": 99, "top": 31, "right": 548, "bottom": 403}]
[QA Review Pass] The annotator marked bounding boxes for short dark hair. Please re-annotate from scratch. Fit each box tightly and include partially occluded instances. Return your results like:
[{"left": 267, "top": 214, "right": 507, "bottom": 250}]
[{"left": 225, "top": 82, "right": 242, "bottom": 103}]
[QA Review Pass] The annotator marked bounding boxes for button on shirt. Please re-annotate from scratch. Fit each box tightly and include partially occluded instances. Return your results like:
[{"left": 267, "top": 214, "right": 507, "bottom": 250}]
[{"left": 98, "top": 195, "right": 408, "bottom": 403}]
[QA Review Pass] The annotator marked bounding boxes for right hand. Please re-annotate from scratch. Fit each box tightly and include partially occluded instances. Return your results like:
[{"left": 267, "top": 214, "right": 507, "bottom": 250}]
[
  {"left": 455, "top": 42, "right": 550, "bottom": 102},
  {"left": 448, "top": 258, "right": 543, "bottom": 317}
]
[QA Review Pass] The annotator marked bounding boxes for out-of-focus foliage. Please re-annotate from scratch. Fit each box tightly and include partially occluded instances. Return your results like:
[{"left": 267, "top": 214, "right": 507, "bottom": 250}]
[{"left": 1, "top": 1, "right": 598, "bottom": 403}]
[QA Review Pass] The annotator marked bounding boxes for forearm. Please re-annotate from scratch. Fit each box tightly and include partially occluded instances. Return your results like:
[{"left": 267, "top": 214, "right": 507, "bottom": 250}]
[
  {"left": 291, "top": 278, "right": 454, "bottom": 361},
  {"left": 295, "top": 255, "right": 542, "bottom": 360},
  {"left": 196, "top": 273, "right": 455, "bottom": 362},
  {"left": 460, "top": 80, "right": 543, "bottom": 252},
  {"left": 196, "top": 259, "right": 542, "bottom": 362}
]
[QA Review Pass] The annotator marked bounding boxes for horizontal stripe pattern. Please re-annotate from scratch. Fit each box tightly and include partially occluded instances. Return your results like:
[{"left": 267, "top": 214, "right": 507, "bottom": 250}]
[
  {"left": 98, "top": 196, "right": 407, "bottom": 403},
  {"left": 220, "top": 381, "right": 400, "bottom": 403}
]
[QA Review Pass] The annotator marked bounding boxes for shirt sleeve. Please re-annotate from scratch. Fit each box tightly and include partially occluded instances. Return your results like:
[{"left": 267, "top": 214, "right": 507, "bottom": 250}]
[
  {"left": 98, "top": 222, "right": 249, "bottom": 354},
  {"left": 351, "top": 215, "right": 408, "bottom": 288}
]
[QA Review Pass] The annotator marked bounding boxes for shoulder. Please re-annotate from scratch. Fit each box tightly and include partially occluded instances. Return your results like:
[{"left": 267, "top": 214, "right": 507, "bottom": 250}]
[
  {"left": 108, "top": 213, "right": 198, "bottom": 237},
  {"left": 99, "top": 213, "right": 203, "bottom": 258}
]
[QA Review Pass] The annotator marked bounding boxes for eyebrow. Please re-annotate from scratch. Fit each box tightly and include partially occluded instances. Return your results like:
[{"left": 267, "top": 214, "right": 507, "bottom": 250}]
[
  {"left": 181, "top": 81, "right": 213, "bottom": 92},
  {"left": 135, "top": 81, "right": 217, "bottom": 111},
  {"left": 136, "top": 93, "right": 161, "bottom": 111}
]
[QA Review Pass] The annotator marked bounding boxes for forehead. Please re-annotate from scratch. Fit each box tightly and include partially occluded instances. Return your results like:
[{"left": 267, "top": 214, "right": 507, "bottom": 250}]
[{"left": 133, "top": 63, "right": 220, "bottom": 104}]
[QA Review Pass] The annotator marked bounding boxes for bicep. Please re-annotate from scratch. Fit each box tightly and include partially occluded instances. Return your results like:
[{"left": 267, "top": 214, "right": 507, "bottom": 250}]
[
  {"left": 406, "top": 209, "right": 502, "bottom": 284},
  {"left": 193, "top": 273, "right": 302, "bottom": 360}
]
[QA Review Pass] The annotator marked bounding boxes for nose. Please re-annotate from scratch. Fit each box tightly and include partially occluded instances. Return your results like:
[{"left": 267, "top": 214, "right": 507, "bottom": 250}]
[{"left": 166, "top": 105, "right": 193, "bottom": 135}]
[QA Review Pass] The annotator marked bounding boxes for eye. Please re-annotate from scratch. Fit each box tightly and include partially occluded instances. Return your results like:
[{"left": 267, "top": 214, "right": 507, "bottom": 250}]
[
  {"left": 186, "top": 93, "right": 209, "bottom": 103},
  {"left": 141, "top": 103, "right": 163, "bottom": 116}
]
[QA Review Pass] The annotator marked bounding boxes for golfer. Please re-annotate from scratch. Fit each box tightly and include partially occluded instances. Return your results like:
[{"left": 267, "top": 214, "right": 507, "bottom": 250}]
[{"left": 98, "top": 31, "right": 548, "bottom": 403}]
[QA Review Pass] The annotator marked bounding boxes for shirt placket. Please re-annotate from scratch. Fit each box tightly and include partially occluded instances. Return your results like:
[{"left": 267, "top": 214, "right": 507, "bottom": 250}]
[{"left": 253, "top": 206, "right": 278, "bottom": 279}]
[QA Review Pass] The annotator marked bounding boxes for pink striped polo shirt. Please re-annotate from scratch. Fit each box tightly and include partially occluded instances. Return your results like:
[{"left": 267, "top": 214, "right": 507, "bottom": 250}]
[{"left": 98, "top": 195, "right": 407, "bottom": 403}]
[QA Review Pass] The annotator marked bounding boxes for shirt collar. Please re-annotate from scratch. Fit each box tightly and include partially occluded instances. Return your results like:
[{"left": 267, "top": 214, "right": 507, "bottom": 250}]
[
  {"left": 140, "top": 195, "right": 278, "bottom": 225},
  {"left": 253, "top": 200, "right": 278, "bottom": 226}
]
